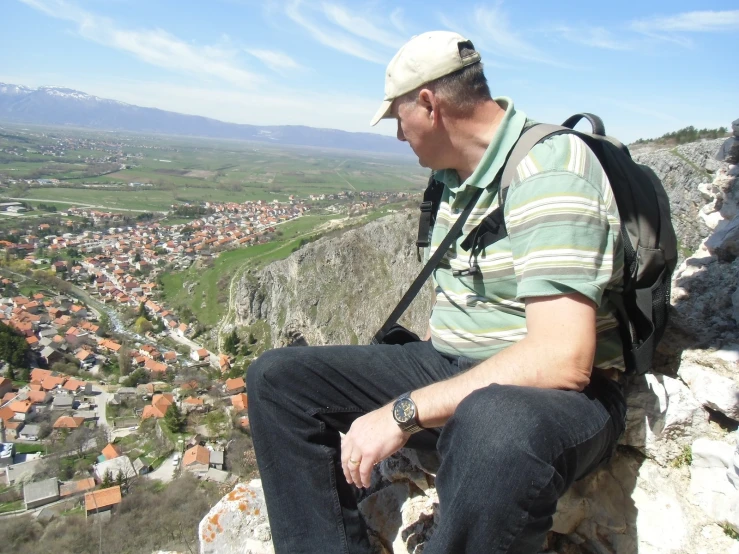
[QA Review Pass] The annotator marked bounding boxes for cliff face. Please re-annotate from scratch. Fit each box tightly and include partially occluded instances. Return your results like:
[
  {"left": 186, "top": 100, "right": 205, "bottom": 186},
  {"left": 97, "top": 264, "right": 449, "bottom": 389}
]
[
  {"left": 232, "top": 139, "right": 726, "bottom": 349},
  {"left": 233, "top": 213, "right": 433, "bottom": 347}
]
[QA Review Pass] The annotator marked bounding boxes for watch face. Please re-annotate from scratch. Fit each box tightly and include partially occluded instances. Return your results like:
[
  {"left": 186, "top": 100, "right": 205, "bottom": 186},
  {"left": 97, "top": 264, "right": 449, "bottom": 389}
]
[{"left": 393, "top": 397, "right": 415, "bottom": 424}]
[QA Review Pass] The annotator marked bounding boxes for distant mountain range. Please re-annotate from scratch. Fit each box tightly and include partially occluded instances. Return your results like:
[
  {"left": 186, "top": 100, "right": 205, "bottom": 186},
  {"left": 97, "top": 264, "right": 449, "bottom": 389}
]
[{"left": 0, "top": 83, "right": 410, "bottom": 155}]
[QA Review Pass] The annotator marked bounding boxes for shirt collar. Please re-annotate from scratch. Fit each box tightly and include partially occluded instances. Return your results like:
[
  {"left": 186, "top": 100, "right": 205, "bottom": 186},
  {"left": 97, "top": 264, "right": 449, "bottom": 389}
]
[{"left": 435, "top": 97, "right": 527, "bottom": 192}]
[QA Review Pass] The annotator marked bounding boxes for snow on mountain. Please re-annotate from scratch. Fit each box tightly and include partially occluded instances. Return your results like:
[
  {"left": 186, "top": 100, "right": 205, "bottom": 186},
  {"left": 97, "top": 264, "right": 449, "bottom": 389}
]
[{"left": 0, "top": 82, "right": 410, "bottom": 155}]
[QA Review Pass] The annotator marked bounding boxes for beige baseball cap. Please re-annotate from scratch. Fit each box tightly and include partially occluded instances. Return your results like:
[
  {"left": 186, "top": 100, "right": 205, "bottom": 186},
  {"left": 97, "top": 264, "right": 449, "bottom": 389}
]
[{"left": 370, "top": 31, "right": 481, "bottom": 126}]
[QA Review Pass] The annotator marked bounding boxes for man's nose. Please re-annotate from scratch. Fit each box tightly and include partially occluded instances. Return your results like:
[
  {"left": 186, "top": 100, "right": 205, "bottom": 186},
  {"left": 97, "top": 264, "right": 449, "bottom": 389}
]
[{"left": 396, "top": 123, "right": 406, "bottom": 142}]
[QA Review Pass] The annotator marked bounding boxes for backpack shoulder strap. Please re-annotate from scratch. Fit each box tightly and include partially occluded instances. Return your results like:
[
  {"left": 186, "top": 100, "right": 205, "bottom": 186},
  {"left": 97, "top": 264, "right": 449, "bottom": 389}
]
[{"left": 460, "top": 123, "right": 567, "bottom": 253}]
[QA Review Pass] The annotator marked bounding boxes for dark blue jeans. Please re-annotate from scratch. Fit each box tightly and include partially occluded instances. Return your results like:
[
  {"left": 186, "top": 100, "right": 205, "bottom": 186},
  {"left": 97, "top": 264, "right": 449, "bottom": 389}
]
[{"left": 247, "top": 341, "right": 625, "bottom": 553}]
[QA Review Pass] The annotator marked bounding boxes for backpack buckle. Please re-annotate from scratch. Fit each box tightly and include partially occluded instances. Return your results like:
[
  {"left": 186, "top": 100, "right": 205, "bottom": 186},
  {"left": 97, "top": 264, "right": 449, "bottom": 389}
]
[
  {"left": 452, "top": 264, "right": 481, "bottom": 277},
  {"left": 419, "top": 200, "right": 434, "bottom": 213}
]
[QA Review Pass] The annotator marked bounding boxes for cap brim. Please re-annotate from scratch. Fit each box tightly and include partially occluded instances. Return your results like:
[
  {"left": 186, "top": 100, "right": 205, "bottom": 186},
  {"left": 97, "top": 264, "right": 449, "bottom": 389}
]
[{"left": 370, "top": 99, "right": 392, "bottom": 127}]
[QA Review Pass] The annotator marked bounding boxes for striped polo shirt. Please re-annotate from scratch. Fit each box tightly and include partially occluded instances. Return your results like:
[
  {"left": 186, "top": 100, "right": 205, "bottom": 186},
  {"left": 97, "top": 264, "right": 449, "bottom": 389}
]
[{"left": 428, "top": 97, "right": 625, "bottom": 369}]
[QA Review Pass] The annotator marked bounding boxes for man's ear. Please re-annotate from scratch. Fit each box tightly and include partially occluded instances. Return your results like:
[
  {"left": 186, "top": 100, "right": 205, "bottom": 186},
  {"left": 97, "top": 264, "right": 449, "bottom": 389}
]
[{"left": 417, "top": 89, "right": 437, "bottom": 122}]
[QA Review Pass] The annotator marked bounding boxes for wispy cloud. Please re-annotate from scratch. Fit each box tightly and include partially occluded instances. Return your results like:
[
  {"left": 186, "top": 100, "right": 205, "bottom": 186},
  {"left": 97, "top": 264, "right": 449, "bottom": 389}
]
[
  {"left": 321, "top": 3, "right": 405, "bottom": 49},
  {"left": 390, "top": 8, "right": 407, "bottom": 34},
  {"left": 631, "top": 10, "right": 739, "bottom": 33},
  {"left": 247, "top": 49, "right": 304, "bottom": 74},
  {"left": 440, "top": 3, "right": 573, "bottom": 68},
  {"left": 285, "top": 0, "right": 386, "bottom": 63},
  {"left": 19, "top": 0, "right": 263, "bottom": 87},
  {"left": 552, "top": 25, "right": 633, "bottom": 51}
]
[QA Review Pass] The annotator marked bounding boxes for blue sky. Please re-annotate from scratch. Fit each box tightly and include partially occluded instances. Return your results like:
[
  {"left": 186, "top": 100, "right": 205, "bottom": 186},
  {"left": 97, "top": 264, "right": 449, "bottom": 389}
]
[{"left": 1, "top": 0, "right": 737, "bottom": 142}]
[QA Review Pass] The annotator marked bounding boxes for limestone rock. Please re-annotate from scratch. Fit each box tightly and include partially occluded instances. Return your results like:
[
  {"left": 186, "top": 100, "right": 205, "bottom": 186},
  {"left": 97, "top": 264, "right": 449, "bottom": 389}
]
[
  {"left": 690, "top": 437, "right": 738, "bottom": 525},
  {"left": 706, "top": 216, "right": 739, "bottom": 262},
  {"left": 680, "top": 362, "right": 739, "bottom": 420},
  {"left": 621, "top": 373, "right": 705, "bottom": 465},
  {"left": 199, "top": 480, "right": 274, "bottom": 554}
]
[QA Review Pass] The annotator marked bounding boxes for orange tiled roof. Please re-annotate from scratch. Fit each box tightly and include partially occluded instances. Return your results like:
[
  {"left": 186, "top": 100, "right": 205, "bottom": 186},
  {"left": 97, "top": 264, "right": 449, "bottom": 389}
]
[
  {"left": 183, "top": 445, "right": 209, "bottom": 467},
  {"left": 231, "top": 393, "right": 248, "bottom": 412},
  {"left": 30, "top": 368, "right": 51, "bottom": 382},
  {"left": 9, "top": 399, "right": 33, "bottom": 414},
  {"left": 141, "top": 405, "right": 165, "bottom": 419},
  {"left": 41, "top": 375, "right": 66, "bottom": 391},
  {"left": 225, "top": 377, "right": 245, "bottom": 391},
  {"left": 53, "top": 415, "right": 85, "bottom": 429},
  {"left": 27, "top": 390, "right": 47, "bottom": 404},
  {"left": 183, "top": 397, "right": 204, "bottom": 406},
  {"left": 1, "top": 392, "right": 16, "bottom": 404},
  {"left": 64, "top": 379, "right": 86, "bottom": 391},
  {"left": 0, "top": 406, "right": 15, "bottom": 423},
  {"left": 85, "top": 486, "right": 122, "bottom": 512},
  {"left": 60, "top": 477, "right": 96, "bottom": 497},
  {"left": 101, "top": 443, "right": 122, "bottom": 460}
]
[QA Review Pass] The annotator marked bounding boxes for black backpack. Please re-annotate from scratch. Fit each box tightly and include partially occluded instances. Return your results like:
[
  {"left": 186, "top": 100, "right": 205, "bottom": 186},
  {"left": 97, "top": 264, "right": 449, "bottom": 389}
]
[{"left": 388, "top": 113, "right": 678, "bottom": 375}]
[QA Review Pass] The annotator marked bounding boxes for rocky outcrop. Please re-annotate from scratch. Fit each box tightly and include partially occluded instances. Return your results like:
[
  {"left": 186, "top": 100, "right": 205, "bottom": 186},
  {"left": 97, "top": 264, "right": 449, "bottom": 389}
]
[
  {"left": 233, "top": 213, "right": 433, "bottom": 347},
  {"left": 204, "top": 143, "right": 739, "bottom": 553}
]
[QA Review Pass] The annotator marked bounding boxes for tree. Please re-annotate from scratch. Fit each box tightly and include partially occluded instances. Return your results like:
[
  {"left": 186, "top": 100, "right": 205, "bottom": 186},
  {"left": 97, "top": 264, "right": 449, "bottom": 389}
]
[
  {"left": 163, "top": 403, "right": 185, "bottom": 433},
  {"left": 137, "top": 301, "right": 147, "bottom": 318},
  {"left": 0, "top": 322, "right": 30, "bottom": 368},
  {"left": 102, "top": 469, "right": 113, "bottom": 488},
  {"left": 118, "top": 346, "right": 132, "bottom": 376},
  {"left": 224, "top": 329, "right": 239, "bottom": 355},
  {"left": 65, "top": 426, "right": 94, "bottom": 460},
  {"left": 135, "top": 316, "right": 153, "bottom": 335}
]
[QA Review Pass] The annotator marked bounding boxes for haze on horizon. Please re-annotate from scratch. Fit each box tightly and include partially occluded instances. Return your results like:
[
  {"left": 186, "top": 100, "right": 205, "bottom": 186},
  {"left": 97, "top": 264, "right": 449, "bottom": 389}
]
[{"left": 2, "top": 0, "right": 738, "bottom": 143}]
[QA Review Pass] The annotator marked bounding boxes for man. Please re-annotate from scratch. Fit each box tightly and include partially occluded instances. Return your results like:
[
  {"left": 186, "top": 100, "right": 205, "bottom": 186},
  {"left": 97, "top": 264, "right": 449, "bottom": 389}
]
[
  {"left": 716, "top": 118, "right": 739, "bottom": 162},
  {"left": 248, "top": 31, "right": 626, "bottom": 553}
]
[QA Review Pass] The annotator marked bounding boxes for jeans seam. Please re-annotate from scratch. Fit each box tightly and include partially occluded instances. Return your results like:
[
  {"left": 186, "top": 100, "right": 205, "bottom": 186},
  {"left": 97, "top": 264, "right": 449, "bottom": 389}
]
[{"left": 319, "top": 418, "right": 351, "bottom": 554}]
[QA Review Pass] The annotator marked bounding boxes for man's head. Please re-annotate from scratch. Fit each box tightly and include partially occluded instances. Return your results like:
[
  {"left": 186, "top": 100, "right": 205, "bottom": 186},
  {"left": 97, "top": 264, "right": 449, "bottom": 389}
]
[
  {"left": 732, "top": 118, "right": 739, "bottom": 137},
  {"left": 370, "top": 31, "right": 490, "bottom": 126},
  {"left": 371, "top": 31, "right": 495, "bottom": 172}
]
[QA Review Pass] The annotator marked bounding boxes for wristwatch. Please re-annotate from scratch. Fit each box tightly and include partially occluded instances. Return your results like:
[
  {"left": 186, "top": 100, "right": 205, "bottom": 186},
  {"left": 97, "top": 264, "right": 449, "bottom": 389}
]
[{"left": 392, "top": 391, "right": 423, "bottom": 434}]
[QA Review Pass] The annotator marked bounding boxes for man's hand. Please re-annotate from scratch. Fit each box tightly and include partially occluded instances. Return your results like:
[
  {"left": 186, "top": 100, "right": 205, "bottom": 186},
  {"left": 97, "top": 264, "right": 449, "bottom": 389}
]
[{"left": 341, "top": 404, "right": 411, "bottom": 488}]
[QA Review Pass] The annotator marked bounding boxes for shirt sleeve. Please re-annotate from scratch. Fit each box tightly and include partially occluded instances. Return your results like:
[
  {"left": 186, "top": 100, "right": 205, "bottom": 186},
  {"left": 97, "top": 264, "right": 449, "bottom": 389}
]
[{"left": 503, "top": 167, "right": 619, "bottom": 307}]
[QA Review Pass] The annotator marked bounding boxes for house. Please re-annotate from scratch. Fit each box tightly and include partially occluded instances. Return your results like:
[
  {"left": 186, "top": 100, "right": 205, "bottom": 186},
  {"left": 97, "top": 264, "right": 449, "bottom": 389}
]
[
  {"left": 231, "top": 393, "right": 248, "bottom": 412},
  {"left": 0, "top": 377, "right": 12, "bottom": 399},
  {"left": 204, "top": 467, "right": 231, "bottom": 484},
  {"left": 182, "top": 397, "right": 204, "bottom": 413},
  {"left": 76, "top": 349, "right": 96, "bottom": 367},
  {"left": 52, "top": 395, "right": 75, "bottom": 412},
  {"left": 0, "top": 442, "right": 13, "bottom": 467},
  {"left": 209, "top": 450, "right": 224, "bottom": 471},
  {"left": 101, "top": 443, "right": 122, "bottom": 461},
  {"left": 191, "top": 348, "right": 209, "bottom": 362},
  {"left": 182, "top": 445, "right": 210, "bottom": 474},
  {"left": 8, "top": 399, "right": 34, "bottom": 421},
  {"left": 23, "top": 478, "right": 60, "bottom": 509},
  {"left": 141, "top": 393, "right": 174, "bottom": 420},
  {"left": 85, "top": 485, "right": 122, "bottom": 518},
  {"left": 40, "top": 346, "right": 62, "bottom": 366},
  {"left": 132, "top": 457, "right": 149, "bottom": 475},
  {"left": 60, "top": 478, "right": 96, "bottom": 498},
  {"left": 63, "top": 378, "right": 87, "bottom": 393},
  {"left": 94, "top": 456, "right": 136, "bottom": 482},
  {"left": 53, "top": 415, "right": 85, "bottom": 429},
  {"left": 18, "top": 424, "right": 40, "bottom": 441},
  {"left": 224, "top": 377, "right": 245, "bottom": 395}
]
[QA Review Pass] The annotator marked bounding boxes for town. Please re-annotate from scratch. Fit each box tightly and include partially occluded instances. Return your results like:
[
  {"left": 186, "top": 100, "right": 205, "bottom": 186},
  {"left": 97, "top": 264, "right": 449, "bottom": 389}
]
[{"left": 0, "top": 195, "right": 328, "bottom": 527}]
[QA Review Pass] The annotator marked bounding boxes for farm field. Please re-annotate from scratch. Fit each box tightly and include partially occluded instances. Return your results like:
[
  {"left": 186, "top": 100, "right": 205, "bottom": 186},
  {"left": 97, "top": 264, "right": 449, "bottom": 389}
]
[{"left": 0, "top": 122, "right": 428, "bottom": 213}]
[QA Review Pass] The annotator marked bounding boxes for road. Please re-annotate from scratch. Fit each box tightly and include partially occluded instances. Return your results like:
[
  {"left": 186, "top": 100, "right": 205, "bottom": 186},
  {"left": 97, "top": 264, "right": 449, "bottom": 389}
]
[
  {"left": 1, "top": 196, "right": 167, "bottom": 214},
  {"left": 145, "top": 452, "right": 177, "bottom": 483}
]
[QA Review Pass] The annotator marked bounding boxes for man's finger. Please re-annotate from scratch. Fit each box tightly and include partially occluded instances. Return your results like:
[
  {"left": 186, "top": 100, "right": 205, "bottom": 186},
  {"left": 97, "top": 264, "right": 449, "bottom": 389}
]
[
  {"left": 359, "top": 457, "right": 374, "bottom": 488},
  {"left": 348, "top": 454, "right": 362, "bottom": 486}
]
